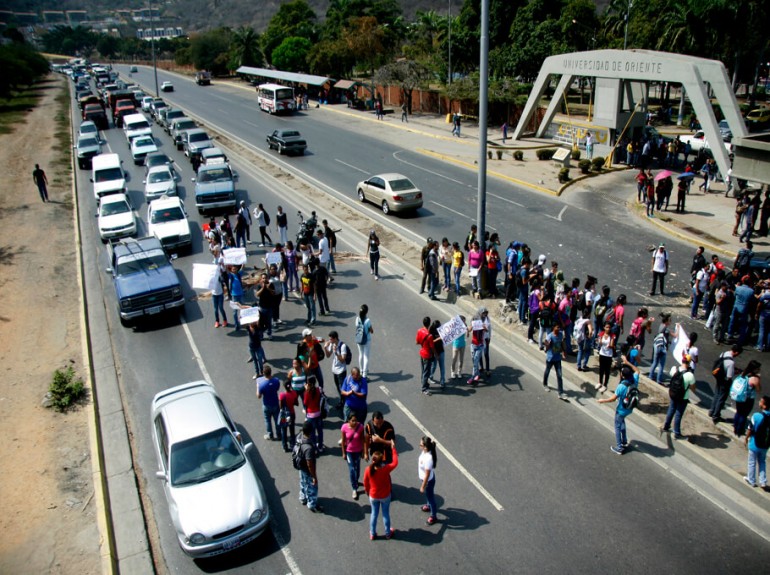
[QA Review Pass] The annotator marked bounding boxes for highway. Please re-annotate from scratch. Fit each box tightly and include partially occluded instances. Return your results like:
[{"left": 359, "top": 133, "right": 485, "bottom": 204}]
[{"left": 73, "top": 67, "right": 770, "bottom": 573}]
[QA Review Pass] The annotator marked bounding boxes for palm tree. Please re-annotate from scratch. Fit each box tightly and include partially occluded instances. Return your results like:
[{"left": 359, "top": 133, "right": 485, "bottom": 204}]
[{"left": 231, "top": 26, "right": 262, "bottom": 68}]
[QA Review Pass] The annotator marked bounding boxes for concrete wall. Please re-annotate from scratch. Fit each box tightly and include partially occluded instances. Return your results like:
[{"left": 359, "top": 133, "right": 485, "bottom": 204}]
[{"left": 732, "top": 134, "right": 770, "bottom": 186}]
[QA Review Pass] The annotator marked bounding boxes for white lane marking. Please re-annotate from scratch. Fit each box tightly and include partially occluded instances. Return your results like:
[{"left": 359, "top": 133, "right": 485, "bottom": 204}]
[
  {"left": 544, "top": 205, "right": 568, "bottom": 222},
  {"left": 179, "top": 315, "right": 212, "bottom": 382},
  {"left": 244, "top": 120, "right": 261, "bottom": 129},
  {"left": 634, "top": 291, "right": 657, "bottom": 303},
  {"left": 487, "top": 192, "right": 525, "bottom": 208},
  {"left": 380, "top": 385, "right": 504, "bottom": 512},
  {"left": 429, "top": 201, "right": 497, "bottom": 232},
  {"left": 393, "top": 150, "right": 464, "bottom": 184},
  {"left": 272, "top": 526, "right": 303, "bottom": 575},
  {"left": 178, "top": 315, "right": 304, "bottom": 573},
  {"left": 334, "top": 159, "right": 369, "bottom": 175}
]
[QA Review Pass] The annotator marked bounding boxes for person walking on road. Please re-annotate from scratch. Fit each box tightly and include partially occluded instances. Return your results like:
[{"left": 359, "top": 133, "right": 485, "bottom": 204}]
[
  {"left": 416, "top": 316, "right": 435, "bottom": 396},
  {"left": 708, "top": 344, "right": 742, "bottom": 422},
  {"left": 322, "top": 219, "right": 340, "bottom": 274},
  {"left": 341, "top": 412, "right": 366, "bottom": 500},
  {"left": 340, "top": 367, "right": 368, "bottom": 425},
  {"left": 400, "top": 102, "right": 408, "bottom": 123},
  {"left": 744, "top": 395, "right": 770, "bottom": 490},
  {"left": 253, "top": 203, "right": 273, "bottom": 246},
  {"left": 418, "top": 436, "right": 439, "bottom": 525},
  {"left": 278, "top": 380, "right": 298, "bottom": 452},
  {"left": 257, "top": 365, "right": 281, "bottom": 440},
  {"left": 297, "top": 421, "right": 322, "bottom": 513},
  {"left": 650, "top": 244, "right": 669, "bottom": 296},
  {"left": 300, "top": 264, "right": 317, "bottom": 326},
  {"left": 364, "top": 411, "right": 395, "bottom": 464},
  {"left": 598, "top": 358, "right": 640, "bottom": 455},
  {"left": 364, "top": 439, "right": 398, "bottom": 540},
  {"left": 355, "top": 304, "right": 373, "bottom": 377},
  {"left": 33, "top": 164, "right": 49, "bottom": 202},
  {"left": 366, "top": 230, "right": 381, "bottom": 280},
  {"left": 276, "top": 205, "right": 289, "bottom": 246},
  {"left": 324, "top": 331, "right": 349, "bottom": 409},
  {"left": 543, "top": 323, "right": 567, "bottom": 399}
]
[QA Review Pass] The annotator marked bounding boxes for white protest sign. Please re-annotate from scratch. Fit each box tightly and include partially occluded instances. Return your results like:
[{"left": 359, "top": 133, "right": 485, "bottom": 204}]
[
  {"left": 223, "top": 247, "right": 247, "bottom": 266},
  {"left": 438, "top": 315, "right": 467, "bottom": 346},
  {"left": 239, "top": 306, "right": 261, "bottom": 325},
  {"left": 672, "top": 324, "right": 690, "bottom": 365},
  {"left": 192, "top": 263, "right": 219, "bottom": 291},
  {"left": 469, "top": 267, "right": 480, "bottom": 277},
  {"left": 471, "top": 320, "right": 483, "bottom": 331},
  {"left": 265, "top": 252, "right": 282, "bottom": 266}
]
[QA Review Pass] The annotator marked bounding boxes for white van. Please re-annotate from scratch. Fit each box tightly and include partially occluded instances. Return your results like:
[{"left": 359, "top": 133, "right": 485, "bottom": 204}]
[
  {"left": 91, "top": 153, "right": 126, "bottom": 201},
  {"left": 123, "top": 113, "right": 152, "bottom": 143}
]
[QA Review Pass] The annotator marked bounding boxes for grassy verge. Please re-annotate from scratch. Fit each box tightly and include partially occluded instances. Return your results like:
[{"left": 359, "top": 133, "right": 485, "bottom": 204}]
[
  {"left": 0, "top": 88, "right": 41, "bottom": 135},
  {"left": 52, "top": 79, "right": 73, "bottom": 201}
]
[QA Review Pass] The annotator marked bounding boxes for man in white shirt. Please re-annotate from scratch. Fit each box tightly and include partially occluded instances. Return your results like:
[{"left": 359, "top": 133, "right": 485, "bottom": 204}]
[
  {"left": 691, "top": 262, "right": 711, "bottom": 319},
  {"left": 650, "top": 244, "right": 669, "bottom": 296}
]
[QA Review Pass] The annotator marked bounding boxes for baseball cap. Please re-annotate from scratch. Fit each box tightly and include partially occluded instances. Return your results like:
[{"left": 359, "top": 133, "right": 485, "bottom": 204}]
[{"left": 302, "top": 328, "right": 313, "bottom": 337}]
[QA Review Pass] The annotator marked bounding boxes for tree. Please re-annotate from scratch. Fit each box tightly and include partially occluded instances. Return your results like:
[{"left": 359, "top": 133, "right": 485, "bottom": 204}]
[
  {"left": 374, "top": 59, "right": 432, "bottom": 112},
  {"left": 343, "top": 16, "right": 389, "bottom": 77},
  {"left": 0, "top": 43, "right": 49, "bottom": 98},
  {"left": 96, "top": 35, "right": 120, "bottom": 60},
  {"left": 189, "top": 28, "right": 232, "bottom": 75},
  {"left": 230, "top": 26, "right": 263, "bottom": 69},
  {"left": 307, "top": 38, "right": 355, "bottom": 78},
  {"left": 271, "top": 37, "right": 312, "bottom": 73},
  {"left": 261, "top": 0, "right": 317, "bottom": 65}
]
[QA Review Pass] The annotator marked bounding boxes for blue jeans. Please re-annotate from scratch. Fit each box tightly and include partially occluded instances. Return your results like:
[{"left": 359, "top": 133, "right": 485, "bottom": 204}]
[
  {"left": 614, "top": 411, "right": 627, "bottom": 450},
  {"left": 236, "top": 229, "right": 247, "bottom": 248},
  {"left": 454, "top": 267, "right": 462, "bottom": 293},
  {"left": 259, "top": 307, "right": 273, "bottom": 336},
  {"left": 212, "top": 293, "right": 227, "bottom": 324},
  {"left": 346, "top": 451, "right": 362, "bottom": 491},
  {"left": 420, "top": 357, "right": 433, "bottom": 391},
  {"left": 250, "top": 346, "right": 266, "bottom": 376},
  {"left": 329, "top": 250, "right": 337, "bottom": 273},
  {"left": 263, "top": 404, "right": 279, "bottom": 437},
  {"left": 428, "top": 273, "right": 439, "bottom": 298},
  {"left": 303, "top": 294, "right": 316, "bottom": 323},
  {"left": 424, "top": 476, "right": 437, "bottom": 519},
  {"left": 430, "top": 350, "right": 446, "bottom": 385},
  {"left": 299, "top": 469, "right": 318, "bottom": 509},
  {"left": 543, "top": 359, "right": 564, "bottom": 394},
  {"left": 471, "top": 343, "right": 484, "bottom": 379},
  {"left": 758, "top": 314, "right": 770, "bottom": 351},
  {"left": 727, "top": 308, "right": 748, "bottom": 341},
  {"left": 307, "top": 415, "right": 324, "bottom": 447},
  {"left": 518, "top": 291, "right": 528, "bottom": 323},
  {"left": 691, "top": 288, "right": 704, "bottom": 318},
  {"left": 648, "top": 346, "right": 667, "bottom": 385},
  {"left": 747, "top": 447, "right": 768, "bottom": 486},
  {"left": 369, "top": 495, "right": 392, "bottom": 536},
  {"left": 576, "top": 338, "right": 591, "bottom": 369},
  {"left": 470, "top": 269, "right": 480, "bottom": 293},
  {"left": 442, "top": 263, "right": 451, "bottom": 289},
  {"left": 663, "top": 398, "right": 688, "bottom": 435},
  {"left": 369, "top": 251, "right": 380, "bottom": 275},
  {"left": 231, "top": 294, "right": 243, "bottom": 329},
  {"left": 279, "top": 416, "right": 295, "bottom": 450}
]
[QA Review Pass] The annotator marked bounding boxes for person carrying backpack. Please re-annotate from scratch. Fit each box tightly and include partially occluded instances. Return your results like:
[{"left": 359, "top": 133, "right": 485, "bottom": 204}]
[
  {"left": 708, "top": 345, "right": 742, "bottom": 422},
  {"left": 324, "top": 331, "right": 351, "bottom": 410},
  {"left": 744, "top": 395, "right": 770, "bottom": 490},
  {"left": 598, "top": 357, "right": 641, "bottom": 455},
  {"left": 733, "top": 360, "right": 762, "bottom": 437},
  {"left": 660, "top": 355, "right": 696, "bottom": 440},
  {"left": 293, "top": 421, "right": 322, "bottom": 513}
]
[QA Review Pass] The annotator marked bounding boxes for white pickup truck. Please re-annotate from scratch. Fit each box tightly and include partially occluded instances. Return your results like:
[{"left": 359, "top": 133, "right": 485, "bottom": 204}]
[{"left": 680, "top": 130, "right": 732, "bottom": 154}]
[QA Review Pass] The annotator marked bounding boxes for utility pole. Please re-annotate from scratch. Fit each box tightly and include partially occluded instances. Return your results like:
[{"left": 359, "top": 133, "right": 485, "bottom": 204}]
[
  {"left": 623, "top": 0, "right": 633, "bottom": 50},
  {"left": 476, "top": 0, "right": 489, "bottom": 294},
  {"left": 150, "top": 0, "right": 159, "bottom": 95},
  {"left": 447, "top": 0, "right": 452, "bottom": 85}
]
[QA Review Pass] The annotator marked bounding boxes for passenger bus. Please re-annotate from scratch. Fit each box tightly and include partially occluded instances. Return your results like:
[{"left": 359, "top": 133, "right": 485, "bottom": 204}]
[{"left": 257, "top": 83, "right": 295, "bottom": 114}]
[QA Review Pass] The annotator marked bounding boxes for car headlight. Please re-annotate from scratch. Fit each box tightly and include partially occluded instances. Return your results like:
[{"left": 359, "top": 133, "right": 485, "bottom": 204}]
[
  {"left": 249, "top": 509, "right": 265, "bottom": 524},
  {"left": 120, "top": 299, "right": 131, "bottom": 310},
  {"left": 172, "top": 286, "right": 182, "bottom": 297},
  {"left": 188, "top": 532, "right": 206, "bottom": 545}
]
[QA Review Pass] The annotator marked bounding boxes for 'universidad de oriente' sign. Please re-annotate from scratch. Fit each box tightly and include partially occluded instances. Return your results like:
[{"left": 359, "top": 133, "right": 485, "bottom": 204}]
[{"left": 561, "top": 56, "right": 664, "bottom": 76}]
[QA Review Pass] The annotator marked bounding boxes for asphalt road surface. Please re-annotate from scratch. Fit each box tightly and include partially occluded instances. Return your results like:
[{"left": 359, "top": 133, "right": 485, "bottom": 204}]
[{"left": 73, "top": 68, "right": 770, "bottom": 574}]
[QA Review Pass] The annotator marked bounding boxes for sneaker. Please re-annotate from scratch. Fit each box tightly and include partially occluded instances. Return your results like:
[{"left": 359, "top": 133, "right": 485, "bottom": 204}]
[
  {"left": 673, "top": 433, "right": 686, "bottom": 440},
  {"left": 426, "top": 516, "right": 437, "bottom": 525},
  {"left": 375, "top": 275, "right": 380, "bottom": 280},
  {"left": 422, "top": 389, "right": 432, "bottom": 396},
  {"left": 353, "top": 490, "right": 358, "bottom": 499},
  {"left": 221, "top": 321, "right": 228, "bottom": 327},
  {"left": 253, "top": 374, "right": 258, "bottom": 380},
  {"left": 744, "top": 476, "right": 757, "bottom": 487},
  {"left": 428, "top": 377, "right": 437, "bottom": 385},
  {"left": 610, "top": 446, "right": 624, "bottom": 455},
  {"left": 214, "top": 321, "right": 220, "bottom": 328},
  {"left": 371, "top": 270, "right": 375, "bottom": 275},
  {"left": 385, "top": 528, "right": 395, "bottom": 540},
  {"left": 421, "top": 505, "right": 430, "bottom": 512},
  {"left": 370, "top": 533, "right": 376, "bottom": 541},
  {"left": 337, "top": 438, "right": 343, "bottom": 445},
  {"left": 309, "top": 506, "right": 324, "bottom": 513},
  {"left": 246, "top": 356, "right": 254, "bottom": 363},
  {"left": 542, "top": 384, "right": 550, "bottom": 392},
  {"left": 264, "top": 334, "right": 273, "bottom": 340},
  {"left": 558, "top": 393, "right": 567, "bottom": 400},
  {"left": 264, "top": 434, "right": 273, "bottom": 440},
  {"left": 259, "top": 243, "right": 265, "bottom": 247},
  {"left": 299, "top": 498, "right": 307, "bottom": 506}
]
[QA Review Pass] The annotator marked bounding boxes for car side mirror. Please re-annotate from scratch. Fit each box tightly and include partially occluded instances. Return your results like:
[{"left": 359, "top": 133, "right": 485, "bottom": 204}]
[
  {"left": 155, "top": 471, "right": 167, "bottom": 481},
  {"left": 104, "top": 267, "right": 113, "bottom": 274},
  {"left": 243, "top": 442, "right": 254, "bottom": 453},
  {"left": 232, "top": 172, "right": 238, "bottom": 180},
  {"left": 142, "top": 180, "right": 146, "bottom": 184},
  {"left": 191, "top": 177, "right": 196, "bottom": 183}
]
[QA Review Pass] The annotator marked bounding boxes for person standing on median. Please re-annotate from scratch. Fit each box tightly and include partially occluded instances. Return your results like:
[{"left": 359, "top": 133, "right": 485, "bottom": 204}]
[
  {"left": 598, "top": 358, "right": 640, "bottom": 455},
  {"left": 744, "top": 395, "right": 770, "bottom": 490},
  {"left": 660, "top": 355, "right": 696, "bottom": 440},
  {"left": 709, "top": 344, "right": 742, "bottom": 423},
  {"left": 542, "top": 323, "right": 567, "bottom": 400}
]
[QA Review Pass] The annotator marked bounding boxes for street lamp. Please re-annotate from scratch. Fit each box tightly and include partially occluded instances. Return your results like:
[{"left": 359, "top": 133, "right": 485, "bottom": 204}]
[
  {"left": 149, "top": 0, "right": 159, "bottom": 95},
  {"left": 623, "top": 0, "right": 633, "bottom": 50},
  {"left": 447, "top": 0, "right": 452, "bottom": 85}
]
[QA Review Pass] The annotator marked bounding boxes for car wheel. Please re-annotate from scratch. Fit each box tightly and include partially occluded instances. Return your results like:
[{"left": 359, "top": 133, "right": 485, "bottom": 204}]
[
  {"left": 299, "top": 149, "right": 304, "bottom": 156},
  {"left": 277, "top": 144, "right": 283, "bottom": 155},
  {"left": 357, "top": 188, "right": 365, "bottom": 203},
  {"left": 381, "top": 200, "right": 390, "bottom": 215}
]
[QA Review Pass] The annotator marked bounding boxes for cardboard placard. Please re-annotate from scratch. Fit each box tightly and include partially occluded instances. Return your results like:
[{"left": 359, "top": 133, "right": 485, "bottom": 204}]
[
  {"left": 192, "top": 263, "right": 219, "bottom": 291},
  {"left": 223, "top": 247, "right": 247, "bottom": 266},
  {"left": 438, "top": 315, "right": 467, "bottom": 345},
  {"left": 265, "top": 252, "right": 282, "bottom": 266},
  {"left": 239, "top": 306, "right": 261, "bottom": 325}
]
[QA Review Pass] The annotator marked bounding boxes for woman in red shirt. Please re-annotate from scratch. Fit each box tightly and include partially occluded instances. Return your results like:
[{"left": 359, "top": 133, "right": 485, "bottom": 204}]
[
  {"left": 363, "top": 440, "right": 398, "bottom": 540},
  {"left": 278, "top": 380, "right": 298, "bottom": 452}
]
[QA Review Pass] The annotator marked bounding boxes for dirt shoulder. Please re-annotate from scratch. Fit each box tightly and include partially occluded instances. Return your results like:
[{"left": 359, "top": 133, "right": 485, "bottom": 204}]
[{"left": 0, "top": 75, "right": 102, "bottom": 574}]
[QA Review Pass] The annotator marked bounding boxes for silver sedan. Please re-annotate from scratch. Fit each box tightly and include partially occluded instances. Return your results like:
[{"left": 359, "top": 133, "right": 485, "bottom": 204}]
[{"left": 356, "top": 172, "right": 423, "bottom": 214}]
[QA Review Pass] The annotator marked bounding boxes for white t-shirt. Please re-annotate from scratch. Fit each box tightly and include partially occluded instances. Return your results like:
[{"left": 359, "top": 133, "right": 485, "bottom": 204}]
[
  {"left": 652, "top": 249, "right": 668, "bottom": 273},
  {"left": 696, "top": 269, "right": 709, "bottom": 293},
  {"left": 418, "top": 450, "right": 434, "bottom": 482},
  {"left": 318, "top": 237, "right": 330, "bottom": 263},
  {"left": 327, "top": 341, "right": 347, "bottom": 375}
]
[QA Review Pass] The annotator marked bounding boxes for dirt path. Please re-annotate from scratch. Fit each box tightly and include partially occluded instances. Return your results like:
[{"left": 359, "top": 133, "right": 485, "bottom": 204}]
[{"left": 0, "top": 76, "right": 102, "bottom": 574}]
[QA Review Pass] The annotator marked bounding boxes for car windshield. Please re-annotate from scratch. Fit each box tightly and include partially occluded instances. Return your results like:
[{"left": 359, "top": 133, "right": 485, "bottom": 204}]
[
  {"left": 169, "top": 428, "right": 245, "bottom": 487},
  {"left": 198, "top": 168, "right": 230, "bottom": 183},
  {"left": 80, "top": 124, "right": 97, "bottom": 134},
  {"left": 189, "top": 132, "right": 209, "bottom": 143},
  {"left": 134, "top": 138, "right": 154, "bottom": 148},
  {"left": 94, "top": 167, "right": 123, "bottom": 183},
  {"left": 389, "top": 178, "right": 416, "bottom": 192},
  {"left": 79, "top": 137, "right": 99, "bottom": 148},
  {"left": 151, "top": 206, "right": 185, "bottom": 224},
  {"left": 176, "top": 122, "right": 195, "bottom": 132},
  {"left": 127, "top": 120, "right": 150, "bottom": 130},
  {"left": 146, "top": 155, "right": 170, "bottom": 168},
  {"left": 116, "top": 250, "right": 168, "bottom": 274},
  {"left": 148, "top": 170, "right": 172, "bottom": 184},
  {"left": 101, "top": 201, "right": 130, "bottom": 217}
]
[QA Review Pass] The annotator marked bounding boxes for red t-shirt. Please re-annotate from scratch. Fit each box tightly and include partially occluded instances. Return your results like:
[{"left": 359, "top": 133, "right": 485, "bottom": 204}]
[
  {"left": 363, "top": 448, "right": 399, "bottom": 499},
  {"left": 304, "top": 387, "right": 321, "bottom": 416},
  {"left": 416, "top": 327, "right": 434, "bottom": 359},
  {"left": 279, "top": 390, "right": 298, "bottom": 416}
]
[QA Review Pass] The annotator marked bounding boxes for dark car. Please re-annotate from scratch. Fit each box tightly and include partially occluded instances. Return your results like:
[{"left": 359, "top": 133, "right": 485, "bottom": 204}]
[
  {"left": 83, "top": 104, "right": 109, "bottom": 130},
  {"left": 266, "top": 129, "right": 307, "bottom": 156},
  {"left": 107, "top": 237, "right": 185, "bottom": 327}
]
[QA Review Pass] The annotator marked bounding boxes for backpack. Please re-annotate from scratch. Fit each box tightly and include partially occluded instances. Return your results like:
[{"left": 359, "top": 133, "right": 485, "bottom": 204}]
[
  {"left": 264, "top": 211, "right": 271, "bottom": 226},
  {"left": 711, "top": 355, "right": 726, "bottom": 378},
  {"left": 750, "top": 413, "right": 770, "bottom": 449},
  {"left": 319, "top": 389, "right": 329, "bottom": 419},
  {"left": 668, "top": 370, "right": 686, "bottom": 401},
  {"left": 291, "top": 436, "right": 307, "bottom": 470},
  {"left": 539, "top": 305, "right": 553, "bottom": 328},
  {"left": 355, "top": 318, "right": 368, "bottom": 345},
  {"left": 340, "top": 341, "right": 352, "bottom": 365},
  {"left": 593, "top": 298, "right": 608, "bottom": 320},
  {"left": 621, "top": 382, "right": 640, "bottom": 411},
  {"left": 730, "top": 375, "right": 750, "bottom": 402},
  {"left": 653, "top": 331, "right": 668, "bottom": 352},
  {"left": 604, "top": 306, "right": 617, "bottom": 326},
  {"left": 314, "top": 341, "right": 325, "bottom": 362}
]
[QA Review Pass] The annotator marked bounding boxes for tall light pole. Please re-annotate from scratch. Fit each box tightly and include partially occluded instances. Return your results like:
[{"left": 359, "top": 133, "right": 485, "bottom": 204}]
[
  {"left": 476, "top": 0, "right": 489, "bottom": 294},
  {"left": 447, "top": 0, "right": 452, "bottom": 85},
  {"left": 149, "top": 0, "right": 159, "bottom": 95},
  {"left": 623, "top": 0, "right": 633, "bottom": 50}
]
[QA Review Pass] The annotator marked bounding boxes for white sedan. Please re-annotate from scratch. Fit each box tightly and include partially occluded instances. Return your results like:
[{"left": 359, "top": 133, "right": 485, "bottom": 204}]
[
  {"left": 144, "top": 165, "right": 177, "bottom": 200},
  {"left": 151, "top": 381, "right": 270, "bottom": 557},
  {"left": 130, "top": 135, "right": 158, "bottom": 165},
  {"left": 147, "top": 195, "right": 192, "bottom": 253},
  {"left": 141, "top": 96, "right": 153, "bottom": 111},
  {"left": 97, "top": 193, "right": 136, "bottom": 243},
  {"left": 161, "top": 81, "right": 174, "bottom": 92},
  {"left": 356, "top": 172, "right": 423, "bottom": 214}
]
